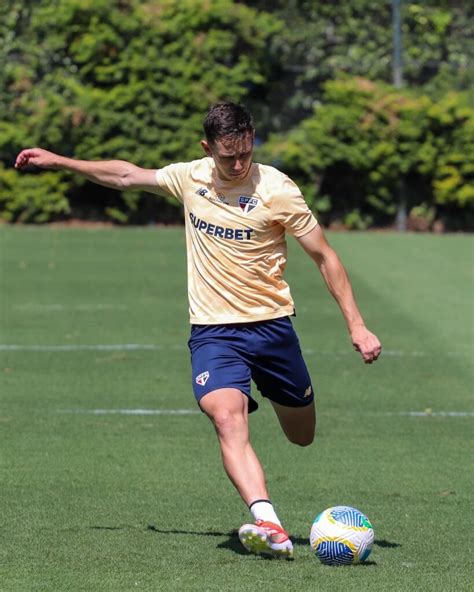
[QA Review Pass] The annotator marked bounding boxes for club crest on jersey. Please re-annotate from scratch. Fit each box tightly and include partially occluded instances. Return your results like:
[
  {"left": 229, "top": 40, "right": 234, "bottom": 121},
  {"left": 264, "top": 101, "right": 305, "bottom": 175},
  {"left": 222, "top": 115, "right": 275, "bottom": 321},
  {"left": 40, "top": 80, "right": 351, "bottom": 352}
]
[
  {"left": 239, "top": 196, "right": 259, "bottom": 214},
  {"left": 196, "top": 371, "right": 209, "bottom": 386}
]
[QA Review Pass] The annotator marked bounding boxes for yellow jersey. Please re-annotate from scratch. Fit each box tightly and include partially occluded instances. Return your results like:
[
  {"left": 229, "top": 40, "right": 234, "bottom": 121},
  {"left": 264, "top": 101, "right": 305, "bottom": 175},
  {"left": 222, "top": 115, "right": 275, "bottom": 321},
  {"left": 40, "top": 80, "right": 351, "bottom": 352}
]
[{"left": 155, "top": 157, "right": 318, "bottom": 324}]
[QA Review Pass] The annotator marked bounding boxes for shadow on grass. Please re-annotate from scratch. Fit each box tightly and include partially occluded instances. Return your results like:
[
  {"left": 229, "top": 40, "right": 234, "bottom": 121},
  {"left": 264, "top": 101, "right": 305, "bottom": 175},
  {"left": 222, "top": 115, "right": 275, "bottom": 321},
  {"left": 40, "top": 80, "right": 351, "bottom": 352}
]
[
  {"left": 146, "top": 525, "right": 247, "bottom": 554},
  {"left": 146, "top": 525, "right": 291, "bottom": 557},
  {"left": 90, "top": 525, "right": 399, "bottom": 562},
  {"left": 90, "top": 526, "right": 128, "bottom": 531},
  {"left": 146, "top": 524, "right": 234, "bottom": 538},
  {"left": 374, "top": 539, "right": 401, "bottom": 548}
]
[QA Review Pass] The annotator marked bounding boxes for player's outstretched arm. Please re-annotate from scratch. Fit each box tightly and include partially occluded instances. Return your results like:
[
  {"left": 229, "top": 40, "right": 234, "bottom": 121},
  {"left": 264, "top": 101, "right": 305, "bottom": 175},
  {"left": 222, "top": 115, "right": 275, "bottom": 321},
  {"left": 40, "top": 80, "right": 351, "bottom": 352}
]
[
  {"left": 297, "top": 225, "right": 382, "bottom": 364},
  {"left": 14, "top": 147, "right": 158, "bottom": 192}
]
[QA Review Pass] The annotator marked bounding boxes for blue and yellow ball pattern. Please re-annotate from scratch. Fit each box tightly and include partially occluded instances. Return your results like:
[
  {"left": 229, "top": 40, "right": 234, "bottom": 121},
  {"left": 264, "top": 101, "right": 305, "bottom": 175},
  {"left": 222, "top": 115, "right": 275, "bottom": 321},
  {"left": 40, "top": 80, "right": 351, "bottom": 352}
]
[{"left": 310, "top": 506, "right": 374, "bottom": 565}]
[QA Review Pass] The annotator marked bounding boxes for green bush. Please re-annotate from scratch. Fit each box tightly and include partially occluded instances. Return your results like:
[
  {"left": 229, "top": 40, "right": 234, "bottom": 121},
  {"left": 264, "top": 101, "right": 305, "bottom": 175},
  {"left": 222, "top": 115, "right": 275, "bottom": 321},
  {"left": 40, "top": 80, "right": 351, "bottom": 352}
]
[
  {"left": 0, "top": 0, "right": 278, "bottom": 223},
  {"left": 258, "top": 77, "right": 473, "bottom": 229},
  {"left": 242, "top": 0, "right": 473, "bottom": 135},
  {"left": 1, "top": 2, "right": 472, "bottom": 228},
  {"left": 0, "top": 164, "right": 70, "bottom": 223}
]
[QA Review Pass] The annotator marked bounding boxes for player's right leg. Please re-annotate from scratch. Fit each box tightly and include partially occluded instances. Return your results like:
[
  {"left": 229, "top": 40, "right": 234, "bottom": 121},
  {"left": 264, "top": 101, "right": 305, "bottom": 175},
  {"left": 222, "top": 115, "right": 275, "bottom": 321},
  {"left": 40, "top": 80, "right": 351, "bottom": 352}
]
[
  {"left": 199, "top": 387, "right": 267, "bottom": 505},
  {"left": 199, "top": 388, "right": 293, "bottom": 558},
  {"left": 238, "top": 520, "right": 293, "bottom": 558},
  {"left": 189, "top": 324, "right": 293, "bottom": 557}
]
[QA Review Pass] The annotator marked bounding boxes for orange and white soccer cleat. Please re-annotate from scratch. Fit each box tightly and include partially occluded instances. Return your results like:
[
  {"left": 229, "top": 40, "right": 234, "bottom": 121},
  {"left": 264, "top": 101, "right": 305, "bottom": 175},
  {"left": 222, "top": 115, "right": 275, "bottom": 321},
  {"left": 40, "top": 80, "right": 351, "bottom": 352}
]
[{"left": 238, "top": 520, "right": 293, "bottom": 558}]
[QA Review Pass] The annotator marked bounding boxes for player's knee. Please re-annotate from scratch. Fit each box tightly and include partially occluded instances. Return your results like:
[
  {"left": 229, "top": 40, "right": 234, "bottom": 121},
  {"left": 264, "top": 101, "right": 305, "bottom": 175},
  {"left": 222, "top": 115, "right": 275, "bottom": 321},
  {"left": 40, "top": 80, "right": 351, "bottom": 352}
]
[{"left": 211, "top": 408, "right": 245, "bottom": 438}]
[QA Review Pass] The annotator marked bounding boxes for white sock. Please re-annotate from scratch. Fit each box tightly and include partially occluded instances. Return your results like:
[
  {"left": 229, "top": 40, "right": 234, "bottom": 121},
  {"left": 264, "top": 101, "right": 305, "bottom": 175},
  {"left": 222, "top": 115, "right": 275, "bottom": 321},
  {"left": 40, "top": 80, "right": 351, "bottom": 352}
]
[{"left": 249, "top": 499, "right": 282, "bottom": 527}]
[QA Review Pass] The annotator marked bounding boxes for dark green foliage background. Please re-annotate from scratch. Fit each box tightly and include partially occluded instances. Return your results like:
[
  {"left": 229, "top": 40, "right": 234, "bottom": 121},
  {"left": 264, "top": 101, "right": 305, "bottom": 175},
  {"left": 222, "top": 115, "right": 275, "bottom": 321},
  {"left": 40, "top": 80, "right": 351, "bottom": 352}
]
[
  {"left": 0, "top": 0, "right": 472, "bottom": 226},
  {"left": 259, "top": 78, "right": 473, "bottom": 229},
  {"left": 241, "top": 0, "right": 474, "bottom": 132},
  {"left": 0, "top": 0, "right": 276, "bottom": 222}
]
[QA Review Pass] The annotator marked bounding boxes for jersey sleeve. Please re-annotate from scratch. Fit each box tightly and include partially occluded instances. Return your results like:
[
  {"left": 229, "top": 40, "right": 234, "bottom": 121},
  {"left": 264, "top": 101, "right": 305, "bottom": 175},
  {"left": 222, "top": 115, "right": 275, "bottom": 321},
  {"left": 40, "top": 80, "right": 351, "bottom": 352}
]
[
  {"left": 272, "top": 176, "right": 318, "bottom": 237},
  {"left": 154, "top": 162, "right": 191, "bottom": 203}
]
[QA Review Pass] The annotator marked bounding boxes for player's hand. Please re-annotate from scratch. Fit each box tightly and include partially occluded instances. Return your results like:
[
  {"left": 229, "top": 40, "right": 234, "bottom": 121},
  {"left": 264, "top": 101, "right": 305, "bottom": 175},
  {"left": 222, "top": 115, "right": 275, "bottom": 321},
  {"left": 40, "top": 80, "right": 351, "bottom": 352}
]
[
  {"left": 15, "top": 148, "right": 61, "bottom": 170},
  {"left": 350, "top": 325, "right": 382, "bottom": 364}
]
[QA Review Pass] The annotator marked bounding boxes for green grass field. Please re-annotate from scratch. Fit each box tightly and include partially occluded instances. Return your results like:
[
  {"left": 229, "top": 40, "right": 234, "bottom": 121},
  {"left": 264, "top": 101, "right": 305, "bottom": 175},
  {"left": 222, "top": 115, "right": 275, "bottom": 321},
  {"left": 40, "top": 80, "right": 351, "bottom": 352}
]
[{"left": 1, "top": 226, "right": 472, "bottom": 591}]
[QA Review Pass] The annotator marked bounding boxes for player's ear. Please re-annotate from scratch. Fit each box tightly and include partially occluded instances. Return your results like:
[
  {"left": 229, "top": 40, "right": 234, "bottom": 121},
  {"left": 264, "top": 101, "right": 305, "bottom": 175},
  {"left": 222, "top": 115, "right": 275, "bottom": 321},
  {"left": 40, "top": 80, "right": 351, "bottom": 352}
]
[{"left": 201, "top": 140, "right": 212, "bottom": 157}]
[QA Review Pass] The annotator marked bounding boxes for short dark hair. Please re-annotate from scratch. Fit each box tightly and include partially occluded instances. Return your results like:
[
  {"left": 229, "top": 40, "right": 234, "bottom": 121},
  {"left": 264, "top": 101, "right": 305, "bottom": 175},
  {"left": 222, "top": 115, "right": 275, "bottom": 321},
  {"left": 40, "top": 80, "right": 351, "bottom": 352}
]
[{"left": 203, "top": 102, "right": 254, "bottom": 144}]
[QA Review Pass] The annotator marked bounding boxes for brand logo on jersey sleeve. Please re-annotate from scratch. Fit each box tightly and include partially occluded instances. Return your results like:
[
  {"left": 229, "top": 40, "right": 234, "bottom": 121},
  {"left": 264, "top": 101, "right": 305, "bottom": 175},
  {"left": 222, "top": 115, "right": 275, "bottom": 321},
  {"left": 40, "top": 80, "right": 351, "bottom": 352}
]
[
  {"left": 196, "top": 371, "right": 209, "bottom": 386},
  {"left": 196, "top": 187, "right": 229, "bottom": 204},
  {"left": 239, "top": 196, "right": 259, "bottom": 214}
]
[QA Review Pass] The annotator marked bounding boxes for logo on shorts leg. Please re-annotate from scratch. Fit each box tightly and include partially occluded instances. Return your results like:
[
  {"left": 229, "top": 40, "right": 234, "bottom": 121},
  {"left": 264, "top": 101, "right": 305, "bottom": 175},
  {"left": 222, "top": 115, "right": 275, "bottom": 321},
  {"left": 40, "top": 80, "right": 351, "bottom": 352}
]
[
  {"left": 196, "top": 371, "right": 210, "bottom": 386},
  {"left": 304, "top": 386, "right": 312, "bottom": 398}
]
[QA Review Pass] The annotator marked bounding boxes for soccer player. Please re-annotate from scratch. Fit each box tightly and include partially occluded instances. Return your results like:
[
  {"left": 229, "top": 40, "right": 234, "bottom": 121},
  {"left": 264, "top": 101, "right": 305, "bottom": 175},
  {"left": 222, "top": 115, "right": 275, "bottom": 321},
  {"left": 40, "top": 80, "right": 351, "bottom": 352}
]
[{"left": 15, "top": 102, "right": 381, "bottom": 558}]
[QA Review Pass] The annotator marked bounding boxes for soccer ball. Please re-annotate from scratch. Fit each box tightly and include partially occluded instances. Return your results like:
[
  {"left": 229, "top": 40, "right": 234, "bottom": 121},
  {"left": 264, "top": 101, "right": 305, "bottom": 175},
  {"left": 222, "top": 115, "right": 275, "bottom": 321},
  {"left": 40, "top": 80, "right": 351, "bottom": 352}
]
[{"left": 310, "top": 506, "right": 374, "bottom": 565}]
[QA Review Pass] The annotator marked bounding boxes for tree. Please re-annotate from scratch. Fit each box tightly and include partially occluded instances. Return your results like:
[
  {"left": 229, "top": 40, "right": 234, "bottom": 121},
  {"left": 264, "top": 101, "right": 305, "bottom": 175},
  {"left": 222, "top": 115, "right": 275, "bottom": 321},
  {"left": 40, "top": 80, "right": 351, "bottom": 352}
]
[
  {"left": 259, "top": 77, "right": 473, "bottom": 230},
  {"left": 241, "top": 0, "right": 473, "bottom": 135},
  {"left": 0, "top": 0, "right": 278, "bottom": 222}
]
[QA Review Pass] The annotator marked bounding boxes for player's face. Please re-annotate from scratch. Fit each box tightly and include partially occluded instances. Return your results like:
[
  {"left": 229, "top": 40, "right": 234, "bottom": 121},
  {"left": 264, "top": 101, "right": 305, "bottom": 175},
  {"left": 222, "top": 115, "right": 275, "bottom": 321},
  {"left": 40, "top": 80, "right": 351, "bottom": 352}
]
[{"left": 201, "top": 132, "right": 254, "bottom": 181}]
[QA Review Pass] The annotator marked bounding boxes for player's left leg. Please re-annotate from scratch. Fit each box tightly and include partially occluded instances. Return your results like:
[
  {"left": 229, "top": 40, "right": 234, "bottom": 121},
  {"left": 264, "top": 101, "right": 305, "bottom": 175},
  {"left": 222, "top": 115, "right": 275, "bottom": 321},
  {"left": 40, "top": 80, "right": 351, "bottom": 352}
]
[
  {"left": 270, "top": 400, "right": 316, "bottom": 446},
  {"left": 251, "top": 316, "right": 316, "bottom": 446}
]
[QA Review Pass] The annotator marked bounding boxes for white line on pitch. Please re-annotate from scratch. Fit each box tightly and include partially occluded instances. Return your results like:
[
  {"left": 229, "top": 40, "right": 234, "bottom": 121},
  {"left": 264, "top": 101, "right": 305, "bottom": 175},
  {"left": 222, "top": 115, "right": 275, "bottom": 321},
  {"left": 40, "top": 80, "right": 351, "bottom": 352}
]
[
  {"left": 1, "top": 344, "right": 170, "bottom": 351},
  {"left": 57, "top": 409, "right": 473, "bottom": 418},
  {"left": 59, "top": 409, "right": 200, "bottom": 415},
  {"left": 12, "top": 303, "right": 128, "bottom": 312},
  {"left": 0, "top": 344, "right": 470, "bottom": 358},
  {"left": 388, "top": 411, "right": 474, "bottom": 418}
]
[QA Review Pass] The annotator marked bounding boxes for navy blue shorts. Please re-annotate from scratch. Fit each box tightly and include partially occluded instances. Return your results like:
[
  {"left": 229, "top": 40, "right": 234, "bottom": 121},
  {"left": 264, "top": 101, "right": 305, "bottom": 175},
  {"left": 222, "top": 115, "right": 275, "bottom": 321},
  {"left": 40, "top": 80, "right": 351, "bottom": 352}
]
[{"left": 188, "top": 316, "right": 314, "bottom": 413}]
